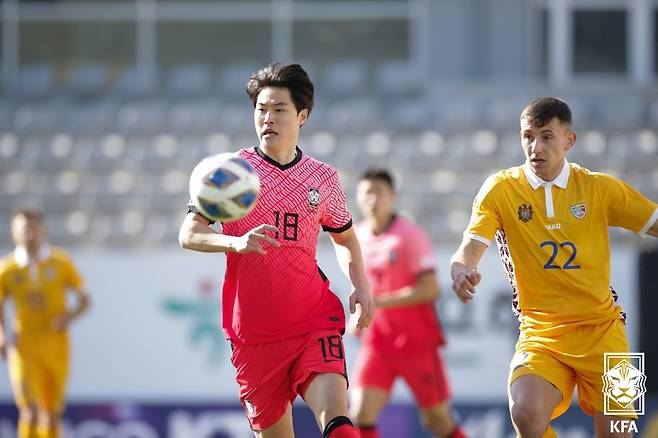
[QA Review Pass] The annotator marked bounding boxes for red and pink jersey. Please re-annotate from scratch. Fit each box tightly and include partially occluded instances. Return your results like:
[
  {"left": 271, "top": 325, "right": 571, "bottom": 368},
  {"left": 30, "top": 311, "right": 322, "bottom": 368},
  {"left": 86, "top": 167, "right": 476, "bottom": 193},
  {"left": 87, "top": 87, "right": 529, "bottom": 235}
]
[
  {"left": 355, "top": 216, "right": 445, "bottom": 354},
  {"left": 219, "top": 147, "right": 352, "bottom": 344}
]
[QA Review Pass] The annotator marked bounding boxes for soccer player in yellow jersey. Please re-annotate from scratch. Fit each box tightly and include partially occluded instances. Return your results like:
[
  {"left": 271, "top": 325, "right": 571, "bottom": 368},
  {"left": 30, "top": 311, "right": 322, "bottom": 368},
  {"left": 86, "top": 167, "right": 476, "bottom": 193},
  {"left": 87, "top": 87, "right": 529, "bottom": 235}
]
[
  {"left": 0, "top": 209, "right": 91, "bottom": 438},
  {"left": 450, "top": 97, "right": 658, "bottom": 438}
]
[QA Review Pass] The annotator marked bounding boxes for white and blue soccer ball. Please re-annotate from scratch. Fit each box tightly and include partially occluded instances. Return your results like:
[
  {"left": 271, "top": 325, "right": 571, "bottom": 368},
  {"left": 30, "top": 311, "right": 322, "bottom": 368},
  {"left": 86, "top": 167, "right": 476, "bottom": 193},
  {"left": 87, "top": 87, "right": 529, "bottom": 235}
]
[{"left": 189, "top": 153, "right": 260, "bottom": 223}]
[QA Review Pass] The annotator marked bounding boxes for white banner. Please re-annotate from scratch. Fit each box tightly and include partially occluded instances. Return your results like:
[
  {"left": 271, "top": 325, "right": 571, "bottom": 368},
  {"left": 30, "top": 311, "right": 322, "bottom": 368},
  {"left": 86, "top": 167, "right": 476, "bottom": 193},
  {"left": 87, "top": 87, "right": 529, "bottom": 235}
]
[{"left": 0, "top": 240, "right": 638, "bottom": 403}]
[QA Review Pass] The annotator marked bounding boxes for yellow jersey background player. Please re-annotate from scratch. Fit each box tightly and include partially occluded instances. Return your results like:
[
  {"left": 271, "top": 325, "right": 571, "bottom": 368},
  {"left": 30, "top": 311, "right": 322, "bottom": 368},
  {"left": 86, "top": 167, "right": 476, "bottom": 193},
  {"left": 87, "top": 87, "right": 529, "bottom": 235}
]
[
  {"left": 0, "top": 209, "right": 91, "bottom": 438},
  {"left": 449, "top": 97, "right": 658, "bottom": 438}
]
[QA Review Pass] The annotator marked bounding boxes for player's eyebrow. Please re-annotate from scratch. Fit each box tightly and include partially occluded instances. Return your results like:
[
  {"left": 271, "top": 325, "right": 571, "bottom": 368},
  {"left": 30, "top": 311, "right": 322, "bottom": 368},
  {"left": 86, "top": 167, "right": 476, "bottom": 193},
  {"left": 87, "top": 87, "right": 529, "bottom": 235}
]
[{"left": 256, "top": 101, "right": 289, "bottom": 107}]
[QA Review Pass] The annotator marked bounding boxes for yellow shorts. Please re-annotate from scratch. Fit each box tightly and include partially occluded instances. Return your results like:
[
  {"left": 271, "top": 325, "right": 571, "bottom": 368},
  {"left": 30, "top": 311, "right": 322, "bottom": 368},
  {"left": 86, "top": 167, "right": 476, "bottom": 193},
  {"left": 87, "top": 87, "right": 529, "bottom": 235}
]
[
  {"left": 8, "top": 336, "right": 69, "bottom": 412},
  {"left": 509, "top": 318, "right": 630, "bottom": 419}
]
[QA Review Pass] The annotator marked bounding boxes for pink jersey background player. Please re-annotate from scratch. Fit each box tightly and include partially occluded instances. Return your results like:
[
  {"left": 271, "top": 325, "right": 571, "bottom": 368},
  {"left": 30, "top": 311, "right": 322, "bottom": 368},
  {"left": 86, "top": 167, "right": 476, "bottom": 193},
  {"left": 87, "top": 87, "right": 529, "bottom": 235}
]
[
  {"left": 349, "top": 169, "right": 466, "bottom": 438},
  {"left": 179, "top": 63, "right": 373, "bottom": 438}
]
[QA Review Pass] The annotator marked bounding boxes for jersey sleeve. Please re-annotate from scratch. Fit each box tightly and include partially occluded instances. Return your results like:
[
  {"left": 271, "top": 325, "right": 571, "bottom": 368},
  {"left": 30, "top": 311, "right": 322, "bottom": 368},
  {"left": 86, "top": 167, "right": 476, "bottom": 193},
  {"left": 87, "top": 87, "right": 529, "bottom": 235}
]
[
  {"left": 321, "top": 170, "right": 353, "bottom": 233},
  {"left": 61, "top": 252, "right": 85, "bottom": 289},
  {"left": 601, "top": 173, "right": 658, "bottom": 235},
  {"left": 402, "top": 225, "right": 436, "bottom": 276},
  {"left": 0, "top": 265, "right": 9, "bottom": 301},
  {"left": 464, "top": 174, "right": 503, "bottom": 246}
]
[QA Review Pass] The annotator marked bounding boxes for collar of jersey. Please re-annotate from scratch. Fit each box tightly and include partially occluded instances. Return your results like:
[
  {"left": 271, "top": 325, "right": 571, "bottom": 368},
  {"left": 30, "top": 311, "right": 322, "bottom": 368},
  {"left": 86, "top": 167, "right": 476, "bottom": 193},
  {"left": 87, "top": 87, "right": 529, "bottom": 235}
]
[
  {"left": 255, "top": 146, "right": 303, "bottom": 170},
  {"left": 14, "top": 244, "right": 52, "bottom": 268},
  {"left": 523, "top": 158, "right": 570, "bottom": 190}
]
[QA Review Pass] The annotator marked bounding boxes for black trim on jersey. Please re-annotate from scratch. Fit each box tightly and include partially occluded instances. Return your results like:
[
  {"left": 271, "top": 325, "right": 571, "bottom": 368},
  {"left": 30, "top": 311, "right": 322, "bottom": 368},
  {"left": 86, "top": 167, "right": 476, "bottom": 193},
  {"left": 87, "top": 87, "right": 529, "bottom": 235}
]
[
  {"left": 318, "top": 266, "right": 328, "bottom": 282},
  {"left": 254, "top": 146, "right": 303, "bottom": 170},
  {"left": 322, "top": 219, "right": 353, "bottom": 233},
  {"left": 323, "top": 416, "right": 354, "bottom": 438},
  {"left": 187, "top": 202, "right": 216, "bottom": 224}
]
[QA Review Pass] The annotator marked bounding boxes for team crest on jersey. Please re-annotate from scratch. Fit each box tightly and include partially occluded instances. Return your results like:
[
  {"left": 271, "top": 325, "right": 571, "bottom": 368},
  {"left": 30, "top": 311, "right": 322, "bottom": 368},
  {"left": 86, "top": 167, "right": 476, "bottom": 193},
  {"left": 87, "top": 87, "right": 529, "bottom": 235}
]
[
  {"left": 308, "top": 188, "right": 320, "bottom": 208},
  {"left": 518, "top": 204, "right": 533, "bottom": 222},
  {"left": 571, "top": 203, "right": 587, "bottom": 220}
]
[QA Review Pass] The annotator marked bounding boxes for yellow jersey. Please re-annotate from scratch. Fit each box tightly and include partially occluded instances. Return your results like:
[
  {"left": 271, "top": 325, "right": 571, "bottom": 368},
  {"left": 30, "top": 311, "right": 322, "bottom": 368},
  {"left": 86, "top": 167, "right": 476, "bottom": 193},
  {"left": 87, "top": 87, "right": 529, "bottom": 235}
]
[
  {"left": 466, "top": 161, "right": 658, "bottom": 337},
  {"left": 0, "top": 246, "right": 84, "bottom": 338}
]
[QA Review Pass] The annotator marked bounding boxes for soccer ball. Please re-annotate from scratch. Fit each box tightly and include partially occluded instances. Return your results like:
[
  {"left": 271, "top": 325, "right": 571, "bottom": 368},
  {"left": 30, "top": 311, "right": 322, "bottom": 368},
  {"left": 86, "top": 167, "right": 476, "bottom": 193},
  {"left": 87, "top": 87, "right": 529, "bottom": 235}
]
[{"left": 189, "top": 153, "right": 260, "bottom": 223}]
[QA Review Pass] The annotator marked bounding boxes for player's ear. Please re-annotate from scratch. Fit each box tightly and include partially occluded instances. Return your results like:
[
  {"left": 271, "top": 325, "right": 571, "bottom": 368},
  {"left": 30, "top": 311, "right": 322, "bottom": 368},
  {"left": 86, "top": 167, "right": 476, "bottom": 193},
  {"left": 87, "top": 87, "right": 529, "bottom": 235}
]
[
  {"left": 298, "top": 108, "right": 309, "bottom": 127},
  {"left": 566, "top": 129, "right": 576, "bottom": 151}
]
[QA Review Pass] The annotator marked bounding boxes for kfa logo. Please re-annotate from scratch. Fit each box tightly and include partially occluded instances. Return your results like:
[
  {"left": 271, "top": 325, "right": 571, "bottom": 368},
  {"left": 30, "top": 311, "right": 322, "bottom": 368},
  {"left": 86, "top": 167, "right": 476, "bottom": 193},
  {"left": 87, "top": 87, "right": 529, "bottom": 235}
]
[
  {"left": 602, "top": 352, "right": 646, "bottom": 433},
  {"left": 308, "top": 188, "right": 320, "bottom": 208},
  {"left": 518, "top": 204, "right": 533, "bottom": 222},
  {"left": 570, "top": 203, "right": 586, "bottom": 220}
]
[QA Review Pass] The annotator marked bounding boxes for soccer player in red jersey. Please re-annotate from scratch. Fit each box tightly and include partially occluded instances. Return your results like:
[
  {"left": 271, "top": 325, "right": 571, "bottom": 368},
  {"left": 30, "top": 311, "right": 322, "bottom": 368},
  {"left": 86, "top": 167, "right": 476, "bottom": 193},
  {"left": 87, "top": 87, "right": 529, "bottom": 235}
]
[
  {"left": 349, "top": 169, "right": 466, "bottom": 438},
  {"left": 179, "top": 63, "right": 374, "bottom": 438}
]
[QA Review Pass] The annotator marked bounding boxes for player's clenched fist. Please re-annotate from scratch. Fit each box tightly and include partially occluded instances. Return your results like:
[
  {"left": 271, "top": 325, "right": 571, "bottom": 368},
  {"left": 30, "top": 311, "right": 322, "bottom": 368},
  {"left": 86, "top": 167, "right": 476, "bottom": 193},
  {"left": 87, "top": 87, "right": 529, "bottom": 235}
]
[
  {"left": 452, "top": 269, "right": 481, "bottom": 303},
  {"left": 234, "top": 224, "right": 281, "bottom": 255}
]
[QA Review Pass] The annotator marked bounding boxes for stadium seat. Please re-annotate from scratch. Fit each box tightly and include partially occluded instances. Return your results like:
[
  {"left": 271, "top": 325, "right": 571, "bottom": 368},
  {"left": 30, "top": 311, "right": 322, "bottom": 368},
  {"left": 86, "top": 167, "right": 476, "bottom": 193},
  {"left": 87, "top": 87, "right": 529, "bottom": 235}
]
[
  {"left": 325, "top": 97, "right": 379, "bottom": 131},
  {"left": 216, "top": 100, "right": 253, "bottom": 133},
  {"left": 594, "top": 96, "right": 647, "bottom": 130},
  {"left": 67, "top": 63, "right": 111, "bottom": 99},
  {"left": 13, "top": 102, "right": 64, "bottom": 134},
  {"left": 65, "top": 100, "right": 117, "bottom": 134},
  {"left": 12, "top": 64, "right": 57, "bottom": 100},
  {"left": 321, "top": 60, "right": 369, "bottom": 98},
  {"left": 86, "top": 134, "right": 127, "bottom": 173},
  {"left": 32, "top": 134, "right": 75, "bottom": 174},
  {"left": 0, "top": 133, "right": 19, "bottom": 173},
  {"left": 114, "top": 67, "right": 159, "bottom": 99},
  {"left": 117, "top": 99, "right": 169, "bottom": 134},
  {"left": 167, "top": 64, "right": 213, "bottom": 98},
  {"left": 0, "top": 101, "right": 14, "bottom": 131},
  {"left": 373, "top": 60, "right": 422, "bottom": 95},
  {"left": 217, "top": 62, "right": 260, "bottom": 100},
  {"left": 482, "top": 97, "right": 530, "bottom": 131},
  {"left": 168, "top": 99, "right": 221, "bottom": 134}
]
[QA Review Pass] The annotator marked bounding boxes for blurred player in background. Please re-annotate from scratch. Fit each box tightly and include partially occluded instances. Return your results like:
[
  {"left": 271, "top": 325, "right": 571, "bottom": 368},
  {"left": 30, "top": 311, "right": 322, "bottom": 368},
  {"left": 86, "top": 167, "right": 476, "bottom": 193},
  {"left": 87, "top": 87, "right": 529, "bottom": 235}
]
[
  {"left": 0, "top": 208, "right": 91, "bottom": 438},
  {"left": 349, "top": 169, "right": 466, "bottom": 438},
  {"left": 179, "top": 62, "right": 374, "bottom": 438},
  {"left": 450, "top": 97, "right": 658, "bottom": 438}
]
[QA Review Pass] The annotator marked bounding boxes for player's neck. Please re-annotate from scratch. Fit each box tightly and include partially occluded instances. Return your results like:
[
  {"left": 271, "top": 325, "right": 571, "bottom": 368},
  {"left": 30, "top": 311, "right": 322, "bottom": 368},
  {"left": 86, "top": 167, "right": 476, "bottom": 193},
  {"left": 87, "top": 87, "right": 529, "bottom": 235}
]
[
  {"left": 260, "top": 144, "right": 298, "bottom": 165},
  {"left": 370, "top": 213, "right": 396, "bottom": 235},
  {"left": 16, "top": 243, "right": 41, "bottom": 260}
]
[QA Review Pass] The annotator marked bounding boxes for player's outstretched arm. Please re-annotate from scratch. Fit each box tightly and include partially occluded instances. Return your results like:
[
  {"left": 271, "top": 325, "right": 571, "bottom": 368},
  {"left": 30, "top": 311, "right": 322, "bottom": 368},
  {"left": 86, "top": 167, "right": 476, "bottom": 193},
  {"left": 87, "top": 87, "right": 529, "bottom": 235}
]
[
  {"left": 179, "top": 212, "right": 280, "bottom": 254},
  {"left": 450, "top": 238, "right": 487, "bottom": 303},
  {"left": 52, "top": 287, "right": 91, "bottom": 331},
  {"left": 330, "top": 227, "right": 374, "bottom": 329}
]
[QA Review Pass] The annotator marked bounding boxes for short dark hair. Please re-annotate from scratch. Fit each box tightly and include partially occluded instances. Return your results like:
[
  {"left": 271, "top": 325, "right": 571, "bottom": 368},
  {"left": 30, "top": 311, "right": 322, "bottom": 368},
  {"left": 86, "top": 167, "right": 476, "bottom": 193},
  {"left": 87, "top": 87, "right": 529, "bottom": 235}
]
[
  {"left": 246, "top": 63, "right": 314, "bottom": 115},
  {"left": 359, "top": 168, "right": 395, "bottom": 191},
  {"left": 521, "top": 97, "right": 572, "bottom": 127},
  {"left": 12, "top": 207, "right": 44, "bottom": 222}
]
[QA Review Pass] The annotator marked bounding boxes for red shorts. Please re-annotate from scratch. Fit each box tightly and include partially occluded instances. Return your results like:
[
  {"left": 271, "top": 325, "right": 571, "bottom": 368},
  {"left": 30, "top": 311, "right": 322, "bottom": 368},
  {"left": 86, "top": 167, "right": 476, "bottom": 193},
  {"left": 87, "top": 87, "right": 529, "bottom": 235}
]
[
  {"left": 352, "top": 345, "right": 451, "bottom": 408},
  {"left": 229, "top": 328, "right": 348, "bottom": 430}
]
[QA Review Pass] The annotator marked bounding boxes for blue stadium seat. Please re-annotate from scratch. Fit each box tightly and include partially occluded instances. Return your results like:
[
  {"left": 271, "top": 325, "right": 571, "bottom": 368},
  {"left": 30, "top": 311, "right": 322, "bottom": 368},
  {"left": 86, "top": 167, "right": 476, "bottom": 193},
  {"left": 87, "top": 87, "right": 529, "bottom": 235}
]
[
  {"left": 117, "top": 100, "right": 169, "bottom": 134},
  {"left": 67, "top": 63, "right": 111, "bottom": 99},
  {"left": 114, "top": 67, "right": 159, "bottom": 99},
  {"left": 167, "top": 64, "right": 213, "bottom": 98},
  {"left": 65, "top": 100, "right": 117, "bottom": 134},
  {"left": 13, "top": 102, "right": 65, "bottom": 134},
  {"left": 12, "top": 64, "right": 57, "bottom": 100},
  {"left": 321, "top": 60, "right": 369, "bottom": 98},
  {"left": 373, "top": 60, "right": 421, "bottom": 96},
  {"left": 217, "top": 62, "right": 260, "bottom": 100},
  {"left": 168, "top": 99, "right": 221, "bottom": 134}
]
